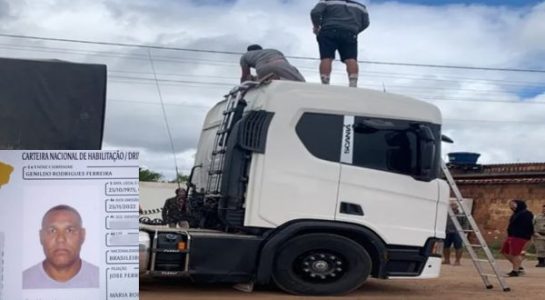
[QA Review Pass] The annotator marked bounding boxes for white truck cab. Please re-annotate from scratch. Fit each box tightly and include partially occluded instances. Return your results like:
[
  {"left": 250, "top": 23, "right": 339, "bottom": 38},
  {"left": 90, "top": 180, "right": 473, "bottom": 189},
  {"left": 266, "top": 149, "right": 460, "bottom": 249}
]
[{"left": 139, "top": 80, "right": 450, "bottom": 295}]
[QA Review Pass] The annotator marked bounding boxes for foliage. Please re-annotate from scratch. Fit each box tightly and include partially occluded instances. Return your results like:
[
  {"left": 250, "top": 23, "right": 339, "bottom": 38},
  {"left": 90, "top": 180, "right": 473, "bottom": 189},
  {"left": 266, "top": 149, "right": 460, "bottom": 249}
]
[
  {"left": 139, "top": 167, "right": 162, "bottom": 182},
  {"left": 169, "top": 172, "right": 189, "bottom": 184}
]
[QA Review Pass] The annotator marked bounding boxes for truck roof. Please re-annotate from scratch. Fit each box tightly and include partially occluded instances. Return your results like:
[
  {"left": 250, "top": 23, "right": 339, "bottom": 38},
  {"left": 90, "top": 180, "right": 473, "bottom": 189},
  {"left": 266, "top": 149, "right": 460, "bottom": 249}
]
[
  {"left": 193, "top": 81, "right": 443, "bottom": 190},
  {"left": 243, "top": 80, "right": 442, "bottom": 125},
  {"left": 204, "top": 81, "right": 442, "bottom": 130}
]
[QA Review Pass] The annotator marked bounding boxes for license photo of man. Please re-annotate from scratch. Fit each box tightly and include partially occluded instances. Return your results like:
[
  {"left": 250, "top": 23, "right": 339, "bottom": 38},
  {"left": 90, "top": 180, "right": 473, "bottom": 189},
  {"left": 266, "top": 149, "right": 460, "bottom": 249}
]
[{"left": 23, "top": 205, "right": 99, "bottom": 289}]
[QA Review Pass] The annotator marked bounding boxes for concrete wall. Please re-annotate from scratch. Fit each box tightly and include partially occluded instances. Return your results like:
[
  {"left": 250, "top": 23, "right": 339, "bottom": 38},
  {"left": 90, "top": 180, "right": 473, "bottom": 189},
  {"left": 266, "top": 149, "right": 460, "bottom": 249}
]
[{"left": 139, "top": 182, "right": 180, "bottom": 220}]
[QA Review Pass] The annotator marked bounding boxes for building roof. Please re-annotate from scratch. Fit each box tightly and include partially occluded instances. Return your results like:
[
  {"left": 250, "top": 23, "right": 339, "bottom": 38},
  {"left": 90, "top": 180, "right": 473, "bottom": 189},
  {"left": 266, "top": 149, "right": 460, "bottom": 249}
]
[{"left": 449, "top": 162, "right": 545, "bottom": 185}]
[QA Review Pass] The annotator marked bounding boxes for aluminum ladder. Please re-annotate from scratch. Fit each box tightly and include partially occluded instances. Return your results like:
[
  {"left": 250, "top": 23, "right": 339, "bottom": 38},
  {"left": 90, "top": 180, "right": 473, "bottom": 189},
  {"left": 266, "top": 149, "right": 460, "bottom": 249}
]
[
  {"left": 206, "top": 75, "right": 275, "bottom": 194},
  {"left": 206, "top": 84, "right": 248, "bottom": 194},
  {"left": 441, "top": 160, "right": 511, "bottom": 292}
]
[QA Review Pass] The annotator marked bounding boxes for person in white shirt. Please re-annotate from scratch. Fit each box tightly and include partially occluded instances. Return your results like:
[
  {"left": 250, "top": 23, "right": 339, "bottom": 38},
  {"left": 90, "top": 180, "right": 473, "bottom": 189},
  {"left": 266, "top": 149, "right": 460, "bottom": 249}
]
[{"left": 23, "top": 205, "right": 98, "bottom": 289}]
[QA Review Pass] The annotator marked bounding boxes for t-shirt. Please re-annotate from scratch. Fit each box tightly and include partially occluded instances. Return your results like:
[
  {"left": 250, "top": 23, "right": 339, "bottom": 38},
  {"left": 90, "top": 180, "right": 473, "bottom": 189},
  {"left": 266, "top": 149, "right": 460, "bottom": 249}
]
[
  {"left": 23, "top": 260, "right": 99, "bottom": 289},
  {"left": 507, "top": 209, "right": 534, "bottom": 240},
  {"left": 240, "top": 49, "right": 286, "bottom": 70},
  {"left": 446, "top": 214, "right": 468, "bottom": 234},
  {"left": 162, "top": 196, "right": 188, "bottom": 224}
]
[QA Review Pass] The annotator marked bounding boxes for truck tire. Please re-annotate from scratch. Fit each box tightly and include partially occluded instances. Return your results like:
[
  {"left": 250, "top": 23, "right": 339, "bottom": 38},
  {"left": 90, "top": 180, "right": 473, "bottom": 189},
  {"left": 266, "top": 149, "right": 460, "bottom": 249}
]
[{"left": 272, "top": 233, "right": 371, "bottom": 295}]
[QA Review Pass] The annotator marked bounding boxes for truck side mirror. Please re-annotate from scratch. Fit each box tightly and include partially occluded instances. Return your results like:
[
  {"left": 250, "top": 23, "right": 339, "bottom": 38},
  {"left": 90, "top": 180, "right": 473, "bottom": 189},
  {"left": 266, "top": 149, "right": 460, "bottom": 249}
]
[
  {"left": 416, "top": 125, "right": 435, "bottom": 142},
  {"left": 441, "top": 134, "right": 454, "bottom": 143},
  {"left": 417, "top": 125, "right": 436, "bottom": 177},
  {"left": 421, "top": 141, "right": 436, "bottom": 173}
]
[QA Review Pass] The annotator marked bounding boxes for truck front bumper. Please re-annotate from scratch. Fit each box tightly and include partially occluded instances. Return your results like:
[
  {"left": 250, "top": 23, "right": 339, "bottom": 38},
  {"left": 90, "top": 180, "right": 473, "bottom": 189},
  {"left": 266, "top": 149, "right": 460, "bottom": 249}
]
[{"left": 385, "top": 238, "right": 443, "bottom": 278}]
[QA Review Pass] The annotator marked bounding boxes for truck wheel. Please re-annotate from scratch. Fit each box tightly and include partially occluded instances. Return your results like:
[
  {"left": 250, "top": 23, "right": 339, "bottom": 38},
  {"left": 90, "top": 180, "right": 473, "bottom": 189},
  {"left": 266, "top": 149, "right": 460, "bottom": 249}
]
[{"left": 272, "top": 233, "right": 371, "bottom": 295}]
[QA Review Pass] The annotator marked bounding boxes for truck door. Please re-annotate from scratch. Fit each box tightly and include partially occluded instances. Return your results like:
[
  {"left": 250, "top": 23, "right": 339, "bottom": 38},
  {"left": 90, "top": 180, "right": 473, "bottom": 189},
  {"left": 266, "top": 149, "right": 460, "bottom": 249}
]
[{"left": 335, "top": 115, "right": 441, "bottom": 247}]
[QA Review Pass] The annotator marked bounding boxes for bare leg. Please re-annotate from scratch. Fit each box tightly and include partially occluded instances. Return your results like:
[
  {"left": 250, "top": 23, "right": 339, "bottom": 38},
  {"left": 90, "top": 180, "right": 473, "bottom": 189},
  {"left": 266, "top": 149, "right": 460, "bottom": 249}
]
[
  {"left": 512, "top": 255, "right": 523, "bottom": 271},
  {"left": 345, "top": 59, "right": 359, "bottom": 87},
  {"left": 503, "top": 253, "right": 517, "bottom": 273},
  {"left": 443, "top": 248, "right": 451, "bottom": 264},
  {"left": 319, "top": 59, "right": 333, "bottom": 84},
  {"left": 454, "top": 249, "right": 463, "bottom": 265}
]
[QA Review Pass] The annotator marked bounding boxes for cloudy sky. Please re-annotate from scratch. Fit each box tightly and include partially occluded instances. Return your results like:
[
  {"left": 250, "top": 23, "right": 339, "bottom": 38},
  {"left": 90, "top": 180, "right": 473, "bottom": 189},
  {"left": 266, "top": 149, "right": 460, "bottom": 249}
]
[{"left": 1, "top": 0, "right": 545, "bottom": 179}]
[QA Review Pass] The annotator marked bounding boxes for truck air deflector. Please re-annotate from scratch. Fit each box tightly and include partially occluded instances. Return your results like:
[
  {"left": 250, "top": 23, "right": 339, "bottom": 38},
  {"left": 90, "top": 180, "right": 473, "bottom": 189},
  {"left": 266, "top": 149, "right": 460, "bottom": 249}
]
[{"left": 218, "top": 110, "right": 275, "bottom": 228}]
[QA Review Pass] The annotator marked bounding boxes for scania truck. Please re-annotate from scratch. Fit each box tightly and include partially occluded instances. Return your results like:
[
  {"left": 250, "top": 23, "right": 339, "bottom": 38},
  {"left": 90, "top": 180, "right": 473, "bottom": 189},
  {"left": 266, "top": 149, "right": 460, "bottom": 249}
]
[{"left": 139, "top": 80, "right": 450, "bottom": 295}]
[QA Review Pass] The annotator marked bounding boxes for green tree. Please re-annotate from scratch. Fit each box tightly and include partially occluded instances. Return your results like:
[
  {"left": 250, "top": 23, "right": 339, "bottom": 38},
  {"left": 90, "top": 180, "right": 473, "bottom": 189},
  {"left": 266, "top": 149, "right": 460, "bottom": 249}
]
[
  {"left": 169, "top": 172, "right": 189, "bottom": 184},
  {"left": 139, "top": 167, "right": 162, "bottom": 182}
]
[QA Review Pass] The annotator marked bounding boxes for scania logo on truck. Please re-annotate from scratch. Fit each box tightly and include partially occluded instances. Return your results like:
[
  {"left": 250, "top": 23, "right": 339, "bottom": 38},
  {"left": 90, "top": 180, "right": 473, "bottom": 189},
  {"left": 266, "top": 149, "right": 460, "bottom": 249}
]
[
  {"left": 341, "top": 116, "right": 354, "bottom": 164},
  {"left": 344, "top": 124, "right": 352, "bottom": 154}
]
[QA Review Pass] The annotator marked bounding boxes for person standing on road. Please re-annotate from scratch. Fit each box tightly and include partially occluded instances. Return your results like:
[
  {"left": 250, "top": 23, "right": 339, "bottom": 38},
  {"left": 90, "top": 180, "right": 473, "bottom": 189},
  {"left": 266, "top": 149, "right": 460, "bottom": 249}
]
[
  {"left": 501, "top": 199, "right": 534, "bottom": 276},
  {"left": 311, "top": 0, "right": 370, "bottom": 87},
  {"left": 240, "top": 44, "right": 305, "bottom": 83},
  {"left": 533, "top": 204, "right": 545, "bottom": 267},
  {"left": 162, "top": 188, "right": 189, "bottom": 228},
  {"left": 443, "top": 202, "right": 467, "bottom": 266}
]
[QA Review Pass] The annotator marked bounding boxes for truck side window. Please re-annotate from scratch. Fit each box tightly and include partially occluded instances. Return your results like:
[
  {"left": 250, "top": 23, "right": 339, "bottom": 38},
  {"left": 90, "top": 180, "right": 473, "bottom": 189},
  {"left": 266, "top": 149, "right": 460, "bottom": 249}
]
[
  {"left": 296, "top": 113, "right": 440, "bottom": 181},
  {"left": 295, "top": 112, "right": 343, "bottom": 163},
  {"left": 352, "top": 117, "right": 440, "bottom": 180},
  {"left": 353, "top": 117, "right": 418, "bottom": 175}
]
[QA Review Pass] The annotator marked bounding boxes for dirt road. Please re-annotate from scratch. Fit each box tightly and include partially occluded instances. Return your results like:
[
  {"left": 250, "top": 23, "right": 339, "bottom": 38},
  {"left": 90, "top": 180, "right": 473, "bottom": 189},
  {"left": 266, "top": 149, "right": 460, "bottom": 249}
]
[{"left": 140, "top": 260, "right": 545, "bottom": 299}]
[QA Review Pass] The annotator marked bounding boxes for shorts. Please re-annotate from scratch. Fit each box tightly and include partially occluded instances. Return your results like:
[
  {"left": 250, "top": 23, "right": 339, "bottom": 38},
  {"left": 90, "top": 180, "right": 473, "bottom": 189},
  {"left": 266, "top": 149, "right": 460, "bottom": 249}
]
[
  {"left": 444, "top": 232, "right": 463, "bottom": 249},
  {"left": 501, "top": 236, "right": 529, "bottom": 256},
  {"left": 317, "top": 29, "right": 358, "bottom": 61}
]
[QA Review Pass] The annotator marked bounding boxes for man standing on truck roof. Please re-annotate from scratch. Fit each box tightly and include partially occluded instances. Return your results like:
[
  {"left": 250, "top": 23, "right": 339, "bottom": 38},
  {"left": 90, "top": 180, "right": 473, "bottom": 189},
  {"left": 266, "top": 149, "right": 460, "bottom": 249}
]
[
  {"left": 311, "top": 0, "right": 370, "bottom": 87},
  {"left": 240, "top": 44, "right": 305, "bottom": 83}
]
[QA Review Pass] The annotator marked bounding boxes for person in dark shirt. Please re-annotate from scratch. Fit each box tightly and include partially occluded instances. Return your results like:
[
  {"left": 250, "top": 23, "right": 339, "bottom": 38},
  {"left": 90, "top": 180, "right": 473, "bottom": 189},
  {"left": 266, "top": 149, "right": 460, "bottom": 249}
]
[
  {"left": 162, "top": 188, "right": 189, "bottom": 228},
  {"left": 501, "top": 199, "right": 534, "bottom": 277},
  {"left": 443, "top": 202, "right": 467, "bottom": 266},
  {"left": 311, "top": 0, "right": 370, "bottom": 87}
]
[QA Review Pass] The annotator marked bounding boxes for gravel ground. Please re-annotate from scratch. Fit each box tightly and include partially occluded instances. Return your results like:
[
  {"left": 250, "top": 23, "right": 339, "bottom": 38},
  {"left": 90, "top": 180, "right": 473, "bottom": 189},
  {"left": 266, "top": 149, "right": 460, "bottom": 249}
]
[{"left": 140, "top": 259, "right": 545, "bottom": 299}]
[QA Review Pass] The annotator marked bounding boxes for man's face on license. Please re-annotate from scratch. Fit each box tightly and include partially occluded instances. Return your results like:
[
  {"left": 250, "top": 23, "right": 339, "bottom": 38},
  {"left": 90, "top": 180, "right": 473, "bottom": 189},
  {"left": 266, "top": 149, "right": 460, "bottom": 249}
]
[{"left": 40, "top": 210, "right": 85, "bottom": 269}]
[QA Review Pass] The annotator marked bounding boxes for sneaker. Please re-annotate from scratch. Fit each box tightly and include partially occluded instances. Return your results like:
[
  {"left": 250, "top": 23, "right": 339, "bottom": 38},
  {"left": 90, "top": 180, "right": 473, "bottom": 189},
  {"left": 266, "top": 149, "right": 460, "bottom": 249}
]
[
  {"left": 506, "top": 270, "right": 519, "bottom": 277},
  {"left": 518, "top": 267, "right": 525, "bottom": 274}
]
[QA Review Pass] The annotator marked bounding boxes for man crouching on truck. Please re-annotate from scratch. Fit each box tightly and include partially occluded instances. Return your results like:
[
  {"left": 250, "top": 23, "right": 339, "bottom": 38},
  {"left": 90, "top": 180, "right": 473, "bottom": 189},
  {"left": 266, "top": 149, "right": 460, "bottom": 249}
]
[{"left": 240, "top": 44, "right": 305, "bottom": 83}]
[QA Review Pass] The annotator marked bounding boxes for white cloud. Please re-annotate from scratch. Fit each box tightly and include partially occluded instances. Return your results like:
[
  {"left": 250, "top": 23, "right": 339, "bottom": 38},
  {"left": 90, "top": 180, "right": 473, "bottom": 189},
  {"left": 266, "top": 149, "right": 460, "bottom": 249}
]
[{"left": 519, "top": 2, "right": 545, "bottom": 54}]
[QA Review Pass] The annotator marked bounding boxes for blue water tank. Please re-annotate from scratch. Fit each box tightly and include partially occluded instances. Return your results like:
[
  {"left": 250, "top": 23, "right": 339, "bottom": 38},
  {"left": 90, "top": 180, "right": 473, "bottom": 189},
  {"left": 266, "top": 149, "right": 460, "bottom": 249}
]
[{"left": 448, "top": 152, "right": 480, "bottom": 165}]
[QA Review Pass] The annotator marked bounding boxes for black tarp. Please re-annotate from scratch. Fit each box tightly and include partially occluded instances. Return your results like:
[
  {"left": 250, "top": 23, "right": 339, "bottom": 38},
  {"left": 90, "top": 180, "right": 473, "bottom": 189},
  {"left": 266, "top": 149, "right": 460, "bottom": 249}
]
[{"left": 0, "top": 57, "right": 107, "bottom": 149}]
